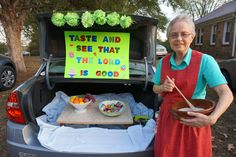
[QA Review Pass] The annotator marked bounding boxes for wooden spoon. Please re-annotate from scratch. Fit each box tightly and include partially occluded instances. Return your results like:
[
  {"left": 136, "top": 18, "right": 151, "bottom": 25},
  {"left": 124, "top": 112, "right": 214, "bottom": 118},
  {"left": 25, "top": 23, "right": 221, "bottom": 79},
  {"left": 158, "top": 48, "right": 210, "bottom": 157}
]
[{"left": 166, "top": 75, "right": 196, "bottom": 110}]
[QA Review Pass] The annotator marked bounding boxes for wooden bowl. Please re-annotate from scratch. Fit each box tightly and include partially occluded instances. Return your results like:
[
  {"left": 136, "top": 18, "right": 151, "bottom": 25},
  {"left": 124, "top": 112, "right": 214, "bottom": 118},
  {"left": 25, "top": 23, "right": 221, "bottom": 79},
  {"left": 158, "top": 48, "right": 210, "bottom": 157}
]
[{"left": 171, "top": 99, "right": 215, "bottom": 119}]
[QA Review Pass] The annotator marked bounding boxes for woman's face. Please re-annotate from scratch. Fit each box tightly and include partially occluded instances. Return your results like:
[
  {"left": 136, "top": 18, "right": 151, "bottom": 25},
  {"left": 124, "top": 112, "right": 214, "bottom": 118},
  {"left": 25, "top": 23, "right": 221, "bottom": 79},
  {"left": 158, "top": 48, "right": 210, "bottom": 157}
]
[{"left": 168, "top": 21, "right": 194, "bottom": 55}]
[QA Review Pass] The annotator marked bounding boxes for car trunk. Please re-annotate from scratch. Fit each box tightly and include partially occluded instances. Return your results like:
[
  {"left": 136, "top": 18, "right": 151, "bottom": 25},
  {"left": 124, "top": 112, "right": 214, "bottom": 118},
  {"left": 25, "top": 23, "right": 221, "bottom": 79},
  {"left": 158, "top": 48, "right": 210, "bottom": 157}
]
[
  {"left": 8, "top": 12, "right": 160, "bottom": 155},
  {"left": 10, "top": 66, "right": 158, "bottom": 153},
  {"left": 28, "top": 77, "right": 157, "bottom": 121}
]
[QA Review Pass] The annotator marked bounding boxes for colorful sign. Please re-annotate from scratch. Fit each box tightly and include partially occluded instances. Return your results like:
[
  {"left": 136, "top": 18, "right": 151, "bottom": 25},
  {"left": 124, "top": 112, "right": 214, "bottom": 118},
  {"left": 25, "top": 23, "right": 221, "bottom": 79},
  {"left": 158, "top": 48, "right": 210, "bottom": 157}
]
[{"left": 64, "top": 31, "right": 130, "bottom": 79}]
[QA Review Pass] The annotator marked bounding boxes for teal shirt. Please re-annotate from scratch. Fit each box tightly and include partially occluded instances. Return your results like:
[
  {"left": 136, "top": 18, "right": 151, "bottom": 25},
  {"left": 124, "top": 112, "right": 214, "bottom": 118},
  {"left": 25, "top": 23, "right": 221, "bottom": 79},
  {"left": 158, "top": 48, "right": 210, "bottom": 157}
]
[{"left": 152, "top": 48, "right": 227, "bottom": 99}]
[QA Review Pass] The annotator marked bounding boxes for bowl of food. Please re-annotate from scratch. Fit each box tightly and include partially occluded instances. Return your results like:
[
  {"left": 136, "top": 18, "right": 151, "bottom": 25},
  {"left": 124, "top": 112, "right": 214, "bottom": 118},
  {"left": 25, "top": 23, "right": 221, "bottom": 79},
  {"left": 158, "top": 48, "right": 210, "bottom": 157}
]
[
  {"left": 98, "top": 100, "right": 126, "bottom": 117},
  {"left": 171, "top": 99, "right": 215, "bottom": 119},
  {"left": 69, "top": 93, "right": 95, "bottom": 112}
]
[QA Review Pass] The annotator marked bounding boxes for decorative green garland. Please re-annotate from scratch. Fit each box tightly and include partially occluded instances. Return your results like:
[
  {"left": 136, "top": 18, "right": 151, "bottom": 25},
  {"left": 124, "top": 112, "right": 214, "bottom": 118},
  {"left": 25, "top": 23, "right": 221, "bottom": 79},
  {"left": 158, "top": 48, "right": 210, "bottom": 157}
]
[
  {"left": 106, "top": 12, "right": 120, "bottom": 26},
  {"left": 51, "top": 10, "right": 133, "bottom": 28},
  {"left": 93, "top": 10, "right": 107, "bottom": 25},
  {"left": 64, "top": 12, "right": 80, "bottom": 26},
  {"left": 51, "top": 12, "right": 66, "bottom": 27},
  {"left": 120, "top": 15, "right": 133, "bottom": 29},
  {"left": 81, "top": 11, "right": 94, "bottom": 28}
]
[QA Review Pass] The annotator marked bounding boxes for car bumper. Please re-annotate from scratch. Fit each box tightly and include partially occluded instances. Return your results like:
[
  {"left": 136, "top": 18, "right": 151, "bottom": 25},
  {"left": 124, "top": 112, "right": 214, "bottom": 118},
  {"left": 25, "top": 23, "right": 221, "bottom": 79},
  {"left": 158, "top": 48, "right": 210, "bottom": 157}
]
[{"left": 7, "top": 121, "right": 154, "bottom": 157}]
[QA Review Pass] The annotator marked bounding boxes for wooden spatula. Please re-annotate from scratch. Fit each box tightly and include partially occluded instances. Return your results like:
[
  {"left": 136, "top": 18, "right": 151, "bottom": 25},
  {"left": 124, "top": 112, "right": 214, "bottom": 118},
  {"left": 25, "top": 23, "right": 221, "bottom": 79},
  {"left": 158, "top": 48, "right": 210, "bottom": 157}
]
[{"left": 166, "top": 75, "right": 196, "bottom": 110}]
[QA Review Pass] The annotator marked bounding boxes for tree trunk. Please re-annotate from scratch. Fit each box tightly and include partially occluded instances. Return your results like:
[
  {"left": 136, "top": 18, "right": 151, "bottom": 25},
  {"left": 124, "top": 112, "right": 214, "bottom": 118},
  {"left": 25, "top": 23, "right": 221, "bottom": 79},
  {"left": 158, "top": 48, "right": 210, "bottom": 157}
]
[
  {"left": 3, "top": 23, "right": 26, "bottom": 73},
  {"left": 0, "top": 1, "right": 27, "bottom": 73}
]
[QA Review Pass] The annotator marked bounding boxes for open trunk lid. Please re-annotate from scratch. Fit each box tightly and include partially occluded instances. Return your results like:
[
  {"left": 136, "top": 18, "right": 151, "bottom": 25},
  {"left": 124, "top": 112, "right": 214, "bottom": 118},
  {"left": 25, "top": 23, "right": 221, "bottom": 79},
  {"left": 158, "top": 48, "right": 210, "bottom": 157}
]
[
  {"left": 37, "top": 12, "right": 158, "bottom": 90},
  {"left": 37, "top": 12, "right": 158, "bottom": 62}
]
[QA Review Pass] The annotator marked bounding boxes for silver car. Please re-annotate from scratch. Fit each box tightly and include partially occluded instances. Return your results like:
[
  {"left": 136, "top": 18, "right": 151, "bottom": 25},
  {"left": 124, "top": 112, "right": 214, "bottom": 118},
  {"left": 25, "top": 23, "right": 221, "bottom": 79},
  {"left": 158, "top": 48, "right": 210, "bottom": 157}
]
[
  {"left": 6, "top": 12, "right": 160, "bottom": 157},
  {"left": 0, "top": 54, "right": 16, "bottom": 91}
]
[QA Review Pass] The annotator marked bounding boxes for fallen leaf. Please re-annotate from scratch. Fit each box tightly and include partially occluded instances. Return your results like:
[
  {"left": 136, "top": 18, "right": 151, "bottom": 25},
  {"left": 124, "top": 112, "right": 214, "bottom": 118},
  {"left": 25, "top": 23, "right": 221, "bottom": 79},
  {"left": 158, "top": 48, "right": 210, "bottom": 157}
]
[
  {"left": 227, "top": 144, "right": 235, "bottom": 151},
  {"left": 221, "top": 133, "right": 228, "bottom": 138}
]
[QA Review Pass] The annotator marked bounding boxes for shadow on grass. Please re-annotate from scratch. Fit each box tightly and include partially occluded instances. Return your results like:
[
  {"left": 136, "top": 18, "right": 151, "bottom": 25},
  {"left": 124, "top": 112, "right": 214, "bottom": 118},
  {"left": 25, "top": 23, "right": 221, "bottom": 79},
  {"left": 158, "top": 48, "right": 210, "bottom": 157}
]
[
  {"left": 0, "top": 94, "right": 8, "bottom": 107},
  {"left": 0, "top": 94, "right": 9, "bottom": 157}
]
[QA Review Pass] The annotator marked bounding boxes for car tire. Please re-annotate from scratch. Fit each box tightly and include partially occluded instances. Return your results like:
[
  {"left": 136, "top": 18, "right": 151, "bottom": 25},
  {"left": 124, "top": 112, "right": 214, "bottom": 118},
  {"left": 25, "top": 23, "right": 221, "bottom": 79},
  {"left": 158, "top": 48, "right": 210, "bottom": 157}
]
[{"left": 0, "top": 65, "right": 16, "bottom": 91}]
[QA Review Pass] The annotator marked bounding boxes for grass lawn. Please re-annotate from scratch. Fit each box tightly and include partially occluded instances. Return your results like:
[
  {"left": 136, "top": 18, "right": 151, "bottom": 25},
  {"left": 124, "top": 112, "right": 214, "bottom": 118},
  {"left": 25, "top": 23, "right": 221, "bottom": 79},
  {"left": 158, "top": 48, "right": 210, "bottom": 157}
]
[
  {"left": 0, "top": 56, "right": 40, "bottom": 121},
  {"left": 0, "top": 95, "right": 7, "bottom": 108}
]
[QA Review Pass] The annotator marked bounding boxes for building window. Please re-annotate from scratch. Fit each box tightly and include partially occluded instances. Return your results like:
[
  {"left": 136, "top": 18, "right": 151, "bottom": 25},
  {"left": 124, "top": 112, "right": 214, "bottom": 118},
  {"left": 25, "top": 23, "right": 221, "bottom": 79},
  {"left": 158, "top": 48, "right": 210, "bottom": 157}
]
[
  {"left": 210, "top": 25, "right": 217, "bottom": 45},
  {"left": 195, "top": 28, "right": 203, "bottom": 45},
  {"left": 223, "top": 21, "right": 231, "bottom": 45}
]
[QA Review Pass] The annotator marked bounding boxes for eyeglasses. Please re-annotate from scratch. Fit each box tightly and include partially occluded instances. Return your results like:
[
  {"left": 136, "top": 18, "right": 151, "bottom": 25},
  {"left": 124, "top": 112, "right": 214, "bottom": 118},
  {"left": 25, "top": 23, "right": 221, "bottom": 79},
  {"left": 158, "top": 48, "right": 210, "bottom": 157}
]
[{"left": 169, "top": 32, "right": 192, "bottom": 39}]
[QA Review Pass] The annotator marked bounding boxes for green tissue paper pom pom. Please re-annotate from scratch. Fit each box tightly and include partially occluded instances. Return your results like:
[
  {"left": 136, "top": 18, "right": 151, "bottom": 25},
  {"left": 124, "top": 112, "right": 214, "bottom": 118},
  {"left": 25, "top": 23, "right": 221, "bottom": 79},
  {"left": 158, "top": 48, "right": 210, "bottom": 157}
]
[
  {"left": 81, "top": 11, "right": 94, "bottom": 28},
  {"left": 106, "top": 12, "right": 120, "bottom": 26},
  {"left": 51, "top": 12, "right": 65, "bottom": 27},
  {"left": 64, "top": 12, "right": 80, "bottom": 26},
  {"left": 93, "top": 10, "right": 107, "bottom": 25},
  {"left": 120, "top": 15, "right": 133, "bottom": 28}
]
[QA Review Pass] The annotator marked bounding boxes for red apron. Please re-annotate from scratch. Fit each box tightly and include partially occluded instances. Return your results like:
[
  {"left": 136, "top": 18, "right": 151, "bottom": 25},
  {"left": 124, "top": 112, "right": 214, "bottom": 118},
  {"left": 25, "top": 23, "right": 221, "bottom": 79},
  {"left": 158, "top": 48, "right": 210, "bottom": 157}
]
[{"left": 154, "top": 50, "right": 212, "bottom": 157}]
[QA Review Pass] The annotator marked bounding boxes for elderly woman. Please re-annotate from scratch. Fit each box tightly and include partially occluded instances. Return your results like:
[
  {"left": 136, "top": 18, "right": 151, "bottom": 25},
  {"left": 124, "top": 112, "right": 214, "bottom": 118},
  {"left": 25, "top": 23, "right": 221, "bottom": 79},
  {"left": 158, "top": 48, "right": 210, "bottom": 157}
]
[{"left": 152, "top": 14, "right": 233, "bottom": 157}]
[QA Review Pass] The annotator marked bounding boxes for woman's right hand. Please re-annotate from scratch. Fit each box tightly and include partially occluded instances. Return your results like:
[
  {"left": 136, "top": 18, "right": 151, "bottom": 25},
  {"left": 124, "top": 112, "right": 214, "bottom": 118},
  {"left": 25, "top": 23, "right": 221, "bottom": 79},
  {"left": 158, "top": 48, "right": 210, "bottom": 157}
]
[
  {"left": 161, "top": 77, "right": 175, "bottom": 92},
  {"left": 153, "top": 77, "right": 175, "bottom": 94}
]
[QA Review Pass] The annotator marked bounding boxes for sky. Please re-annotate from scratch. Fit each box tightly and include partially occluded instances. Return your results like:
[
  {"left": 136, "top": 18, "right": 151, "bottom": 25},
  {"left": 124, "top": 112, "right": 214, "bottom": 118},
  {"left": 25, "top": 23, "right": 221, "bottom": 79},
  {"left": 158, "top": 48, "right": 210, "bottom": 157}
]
[
  {"left": 159, "top": 3, "right": 177, "bottom": 41},
  {"left": 0, "top": 24, "right": 5, "bottom": 43}
]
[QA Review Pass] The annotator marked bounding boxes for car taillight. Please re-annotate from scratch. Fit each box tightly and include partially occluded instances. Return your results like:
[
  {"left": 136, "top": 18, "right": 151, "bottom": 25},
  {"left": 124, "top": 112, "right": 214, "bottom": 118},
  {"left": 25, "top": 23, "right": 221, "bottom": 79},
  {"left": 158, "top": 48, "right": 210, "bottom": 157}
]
[{"left": 6, "top": 91, "right": 26, "bottom": 124}]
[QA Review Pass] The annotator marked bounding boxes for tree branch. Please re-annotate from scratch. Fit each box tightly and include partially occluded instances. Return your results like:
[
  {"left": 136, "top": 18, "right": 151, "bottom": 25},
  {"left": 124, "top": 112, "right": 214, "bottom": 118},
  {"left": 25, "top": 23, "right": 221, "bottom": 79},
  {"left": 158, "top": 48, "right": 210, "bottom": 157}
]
[{"left": 13, "top": 0, "right": 21, "bottom": 8}]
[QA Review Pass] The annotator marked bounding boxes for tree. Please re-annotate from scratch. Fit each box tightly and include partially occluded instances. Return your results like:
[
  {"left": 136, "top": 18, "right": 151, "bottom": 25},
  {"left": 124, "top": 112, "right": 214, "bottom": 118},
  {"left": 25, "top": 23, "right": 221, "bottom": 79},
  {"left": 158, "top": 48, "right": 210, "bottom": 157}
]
[
  {"left": 165, "top": 0, "right": 231, "bottom": 20},
  {"left": 0, "top": 1, "right": 32, "bottom": 72},
  {"left": 0, "top": 0, "right": 57, "bottom": 72},
  {"left": 26, "top": 0, "right": 169, "bottom": 59},
  {"left": 1, "top": 0, "right": 168, "bottom": 73}
]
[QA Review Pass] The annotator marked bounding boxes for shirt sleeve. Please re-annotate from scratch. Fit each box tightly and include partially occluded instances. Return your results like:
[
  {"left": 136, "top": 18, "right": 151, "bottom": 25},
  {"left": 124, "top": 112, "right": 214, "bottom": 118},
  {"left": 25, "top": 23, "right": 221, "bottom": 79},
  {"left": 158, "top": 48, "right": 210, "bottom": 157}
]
[
  {"left": 202, "top": 54, "right": 227, "bottom": 88},
  {"left": 152, "top": 58, "right": 163, "bottom": 85}
]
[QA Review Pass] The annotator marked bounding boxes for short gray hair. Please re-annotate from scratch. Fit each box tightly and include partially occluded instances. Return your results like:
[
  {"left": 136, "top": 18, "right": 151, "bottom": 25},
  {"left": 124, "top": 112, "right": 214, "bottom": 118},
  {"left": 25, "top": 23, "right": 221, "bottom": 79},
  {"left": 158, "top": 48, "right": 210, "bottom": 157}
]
[{"left": 166, "top": 14, "right": 195, "bottom": 38}]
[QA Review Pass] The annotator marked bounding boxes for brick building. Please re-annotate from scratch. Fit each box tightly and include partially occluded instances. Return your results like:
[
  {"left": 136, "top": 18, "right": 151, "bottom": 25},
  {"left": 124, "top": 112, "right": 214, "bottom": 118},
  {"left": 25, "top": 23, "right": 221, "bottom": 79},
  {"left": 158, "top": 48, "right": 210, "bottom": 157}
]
[{"left": 191, "top": 0, "right": 236, "bottom": 59}]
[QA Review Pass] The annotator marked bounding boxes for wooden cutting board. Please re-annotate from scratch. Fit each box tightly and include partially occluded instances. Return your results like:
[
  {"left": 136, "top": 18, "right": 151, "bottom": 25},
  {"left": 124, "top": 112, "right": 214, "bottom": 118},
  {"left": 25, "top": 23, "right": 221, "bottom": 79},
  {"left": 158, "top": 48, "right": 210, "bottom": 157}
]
[{"left": 57, "top": 101, "right": 133, "bottom": 125}]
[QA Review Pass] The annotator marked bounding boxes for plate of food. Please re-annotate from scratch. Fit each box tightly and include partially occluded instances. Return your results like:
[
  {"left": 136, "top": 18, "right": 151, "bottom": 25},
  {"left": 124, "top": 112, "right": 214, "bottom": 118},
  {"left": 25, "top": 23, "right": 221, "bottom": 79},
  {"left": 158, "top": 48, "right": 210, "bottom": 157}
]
[{"left": 98, "top": 100, "right": 126, "bottom": 117}]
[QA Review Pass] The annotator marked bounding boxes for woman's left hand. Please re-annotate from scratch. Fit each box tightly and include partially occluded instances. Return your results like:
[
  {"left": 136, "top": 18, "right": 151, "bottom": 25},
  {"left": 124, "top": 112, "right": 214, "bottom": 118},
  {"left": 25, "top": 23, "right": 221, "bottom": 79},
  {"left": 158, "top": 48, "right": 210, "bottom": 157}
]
[{"left": 179, "top": 112, "right": 214, "bottom": 127}]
